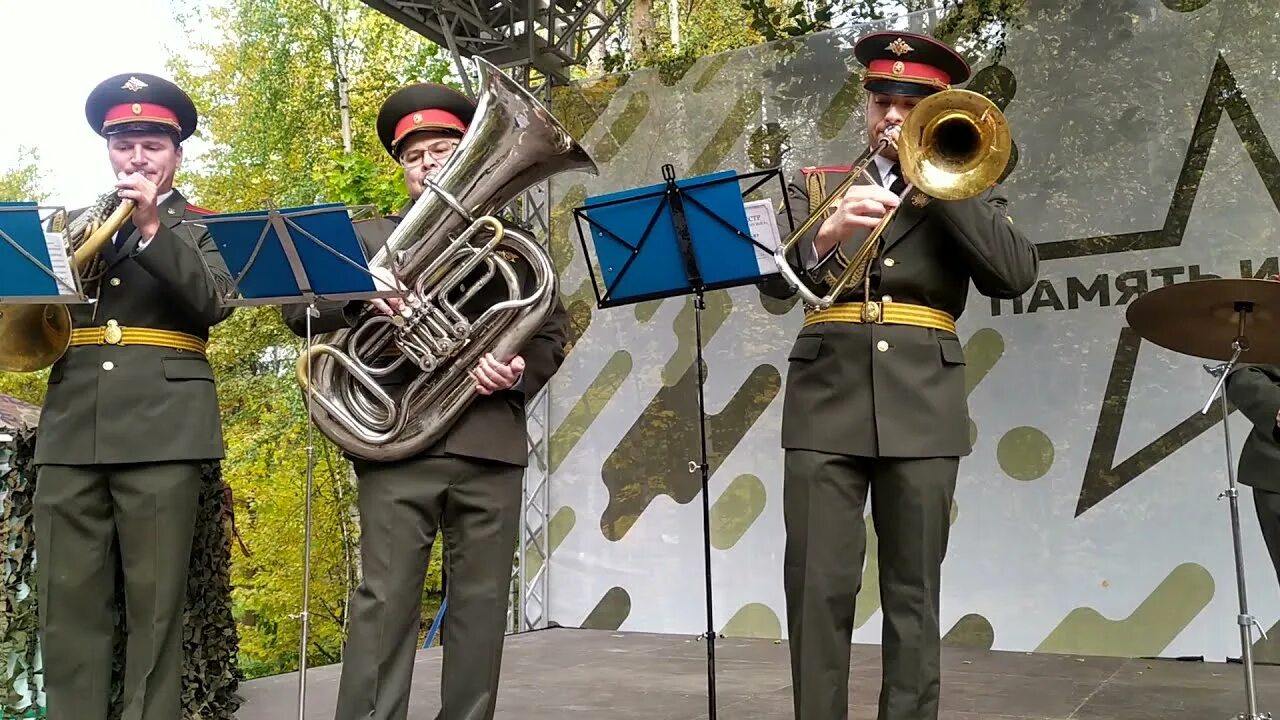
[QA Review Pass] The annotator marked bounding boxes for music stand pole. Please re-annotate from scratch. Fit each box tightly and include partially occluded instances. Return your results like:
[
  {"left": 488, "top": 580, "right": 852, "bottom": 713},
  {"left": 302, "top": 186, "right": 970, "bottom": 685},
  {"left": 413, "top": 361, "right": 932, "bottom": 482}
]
[
  {"left": 297, "top": 301, "right": 319, "bottom": 720},
  {"left": 1201, "top": 305, "right": 1271, "bottom": 720},
  {"left": 574, "top": 164, "right": 792, "bottom": 720},
  {"left": 655, "top": 163, "right": 719, "bottom": 719},
  {"left": 197, "top": 201, "right": 391, "bottom": 720},
  {"left": 692, "top": 286, "right": 718, "bottom": 719}
]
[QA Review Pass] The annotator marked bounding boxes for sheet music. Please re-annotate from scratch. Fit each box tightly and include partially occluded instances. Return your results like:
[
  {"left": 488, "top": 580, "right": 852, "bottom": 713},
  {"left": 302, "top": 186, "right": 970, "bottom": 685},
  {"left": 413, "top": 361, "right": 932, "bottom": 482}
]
[
  {"left": 743, "top": 199, "right": 782, "bottom": 274},
  {"left": 43, "top": 231, "right": 78, "bottom": 296}
]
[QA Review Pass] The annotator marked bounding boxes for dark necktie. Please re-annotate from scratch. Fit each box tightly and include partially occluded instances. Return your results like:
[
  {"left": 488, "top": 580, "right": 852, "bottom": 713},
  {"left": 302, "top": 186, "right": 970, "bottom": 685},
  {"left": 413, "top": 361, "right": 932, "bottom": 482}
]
[
  {"left": 114, "top": 218, "right": 136, "bottom": 250},
  {"left": 888, "top": 163, "right": 908, "bottom": 196}
]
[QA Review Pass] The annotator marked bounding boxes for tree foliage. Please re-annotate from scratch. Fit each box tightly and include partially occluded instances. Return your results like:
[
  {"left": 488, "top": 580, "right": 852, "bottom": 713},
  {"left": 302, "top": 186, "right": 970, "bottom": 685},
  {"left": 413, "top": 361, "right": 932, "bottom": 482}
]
[
  {"left": 0, "top": 147, "right": 49, "bottom": 204},
  {"left": 170, "top": 0, "right": 454, "bottom": 215},
  {"left": 739, "top": 0, "right": 1028, "bottom": 60},
  {"left": 605, "top": 0, "right": 769, "bottom": 73}
]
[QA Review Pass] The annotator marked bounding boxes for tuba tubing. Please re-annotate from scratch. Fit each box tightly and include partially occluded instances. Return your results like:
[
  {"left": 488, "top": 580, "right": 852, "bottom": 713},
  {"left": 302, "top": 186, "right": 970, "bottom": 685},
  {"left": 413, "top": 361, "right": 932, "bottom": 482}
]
[{"left": 296, "top": 57, "right": 598, "bottom": 462}]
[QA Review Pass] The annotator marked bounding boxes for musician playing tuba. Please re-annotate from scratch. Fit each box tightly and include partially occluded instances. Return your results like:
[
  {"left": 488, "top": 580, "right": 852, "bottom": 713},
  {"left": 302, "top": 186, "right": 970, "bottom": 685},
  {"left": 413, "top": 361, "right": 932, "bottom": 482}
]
[
  {"left": 758, "top": 32, "right": 1038, "bottom": 720},
  {"left": 30, "top": 73, "right": 234, "bottom": 720},
  {"left": 279, "top": 81, "right": 569, "bottom": 720}
]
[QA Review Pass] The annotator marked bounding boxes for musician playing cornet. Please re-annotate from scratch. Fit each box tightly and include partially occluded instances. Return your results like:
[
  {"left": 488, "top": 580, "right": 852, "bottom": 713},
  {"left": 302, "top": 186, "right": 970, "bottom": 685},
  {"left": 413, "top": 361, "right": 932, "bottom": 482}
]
[
  {"left": 759, "top": 32, "right": 1039, "bottom": 720},
  {"left": 280, "top": 82, "right": 569, "bottom": 720},
  {"left": 32, "top": 73, "right": 233, "bottom": 720}
]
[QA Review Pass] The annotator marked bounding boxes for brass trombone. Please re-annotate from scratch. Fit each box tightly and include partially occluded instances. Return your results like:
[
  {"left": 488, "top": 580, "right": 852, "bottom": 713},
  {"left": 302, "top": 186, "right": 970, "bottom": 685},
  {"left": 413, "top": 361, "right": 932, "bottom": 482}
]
[
  {"left": 0, "top": 194, "right": 135, "bottom": 373},
  {"left": 772, "top": 88, "right": 1012, "bottom": 309}
]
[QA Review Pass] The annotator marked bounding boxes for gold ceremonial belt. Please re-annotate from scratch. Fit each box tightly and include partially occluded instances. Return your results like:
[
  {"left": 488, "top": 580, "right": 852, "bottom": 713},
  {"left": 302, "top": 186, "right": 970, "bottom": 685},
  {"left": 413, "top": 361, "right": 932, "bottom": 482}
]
[
  {"left": 803, "top": 301, "right": 957, "bottom": 334},
  {"left": 69, "top": 320, "right": 207, "bottom": 354}
]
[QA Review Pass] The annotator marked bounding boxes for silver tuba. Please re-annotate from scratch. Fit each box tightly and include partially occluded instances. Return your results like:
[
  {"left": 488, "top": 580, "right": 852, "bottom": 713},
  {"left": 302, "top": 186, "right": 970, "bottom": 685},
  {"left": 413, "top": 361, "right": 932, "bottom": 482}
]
[{"left": 296, "top": 57, "right": 599, "bottom": 462}]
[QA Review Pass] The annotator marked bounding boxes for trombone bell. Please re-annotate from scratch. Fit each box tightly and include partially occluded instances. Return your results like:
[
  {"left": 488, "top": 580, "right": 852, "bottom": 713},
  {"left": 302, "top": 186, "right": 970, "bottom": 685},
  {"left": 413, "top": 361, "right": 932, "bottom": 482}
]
[{"left": 902, "top": 89, "right": 1012, "bottom": 201}]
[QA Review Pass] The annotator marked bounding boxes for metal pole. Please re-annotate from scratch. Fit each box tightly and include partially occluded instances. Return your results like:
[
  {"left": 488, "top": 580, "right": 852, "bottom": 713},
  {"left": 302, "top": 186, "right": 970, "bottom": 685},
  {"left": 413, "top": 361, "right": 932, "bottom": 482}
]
[{"left": 296, "top": 303, "right": 318, "bottom": 720}]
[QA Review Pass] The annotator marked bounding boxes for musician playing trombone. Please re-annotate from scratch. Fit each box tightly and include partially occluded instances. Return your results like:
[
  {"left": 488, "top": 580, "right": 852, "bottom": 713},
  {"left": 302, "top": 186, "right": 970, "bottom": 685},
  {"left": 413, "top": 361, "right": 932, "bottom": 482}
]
[
  {"left": 280, "top": 82, "right": 569, "bottom": 720},
  {"left": 759, "top": 31, "right": 1038, "bottom": 720},
  {"left": 31, "top": 73, "right": 234, "bottom": 720}
]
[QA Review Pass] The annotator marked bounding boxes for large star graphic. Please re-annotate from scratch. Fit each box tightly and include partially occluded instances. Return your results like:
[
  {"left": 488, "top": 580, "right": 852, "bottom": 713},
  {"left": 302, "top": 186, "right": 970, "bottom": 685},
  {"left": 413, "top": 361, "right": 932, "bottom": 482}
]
[{"left": 1043, "top": 55, "right": 1280, "bottom": 516}]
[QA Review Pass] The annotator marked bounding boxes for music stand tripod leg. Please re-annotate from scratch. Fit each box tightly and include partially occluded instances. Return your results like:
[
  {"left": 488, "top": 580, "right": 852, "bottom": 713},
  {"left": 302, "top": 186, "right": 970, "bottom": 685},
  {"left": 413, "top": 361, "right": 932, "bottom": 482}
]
[{"left": 1201, "top": 305, "right": 1271, "bottom": 720}]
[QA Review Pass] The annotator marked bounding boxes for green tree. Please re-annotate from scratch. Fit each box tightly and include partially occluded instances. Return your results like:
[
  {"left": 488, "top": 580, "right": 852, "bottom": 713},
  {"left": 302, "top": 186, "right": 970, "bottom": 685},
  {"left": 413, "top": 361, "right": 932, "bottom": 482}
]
[
  {"left": 0, "top": 147, "right": 48, "bottom": 204},
  {"left": 736, "top": 0, "right": 1027, "bottom": 60}
]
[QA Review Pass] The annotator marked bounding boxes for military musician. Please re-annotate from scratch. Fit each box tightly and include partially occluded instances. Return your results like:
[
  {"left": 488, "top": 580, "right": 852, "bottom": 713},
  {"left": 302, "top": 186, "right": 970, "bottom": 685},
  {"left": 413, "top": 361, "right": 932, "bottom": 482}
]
[
  {"left": 760, "top": 31, "right": 1039, "bottom": 720},
  {"left": 32, "top": 73, "right": 234, "bottom": 720},
  {"left": 280, "top": 82, "right": 570, "bottom": 720}
]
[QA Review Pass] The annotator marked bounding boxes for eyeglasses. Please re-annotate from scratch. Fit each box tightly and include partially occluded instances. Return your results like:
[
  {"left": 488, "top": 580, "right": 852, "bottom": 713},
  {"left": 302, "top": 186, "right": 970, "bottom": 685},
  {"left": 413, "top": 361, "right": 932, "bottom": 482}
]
[{"left": 400, "top": 139, "right": 460, "bottom": 167}]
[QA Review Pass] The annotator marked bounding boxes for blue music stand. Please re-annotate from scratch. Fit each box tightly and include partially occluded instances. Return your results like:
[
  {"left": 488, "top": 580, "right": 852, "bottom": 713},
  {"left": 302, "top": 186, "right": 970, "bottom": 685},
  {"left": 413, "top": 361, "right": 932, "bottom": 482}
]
[
  {"left": 0, "top": 202, "right": 87, "bottom": 304},
  {"left": 573, "top": 165, "right": 791, "bottom": 308},
  {"left": 197, "top": 201, "right": 397, "bottom": 307},
  {"left": 196, "top": 200, "right": 400, "bottom": 719},
  {"left": 572, "top": 164, "right": 793, "bottom": 720}
]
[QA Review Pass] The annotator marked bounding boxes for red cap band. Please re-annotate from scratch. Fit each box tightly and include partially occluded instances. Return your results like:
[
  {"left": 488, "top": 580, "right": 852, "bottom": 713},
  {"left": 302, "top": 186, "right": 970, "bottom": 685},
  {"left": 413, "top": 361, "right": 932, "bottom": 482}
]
[
  {"left": 865, "top": 59, "right": 951, "bottom": 90},
  {"left": 393, "top": 108, "right": 467, "bottom": 150},
  {"left": 102, "top": 102, "right": 181, "bottom": 132}
]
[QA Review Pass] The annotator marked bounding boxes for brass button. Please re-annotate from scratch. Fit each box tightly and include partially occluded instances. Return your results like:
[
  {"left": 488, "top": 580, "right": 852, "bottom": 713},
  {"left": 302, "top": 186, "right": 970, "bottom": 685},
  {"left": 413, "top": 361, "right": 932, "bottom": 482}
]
[
  {"left": 876, "top": 340, "right": 889, "bottom": 352},
  {"left": 102, "top": 361, "right": 115, "bottom": 371},
  {"left": 882, "top": 295, "right": 893, "bottom": 303},
  {"left": 883, "top": 258, "right": 895, "bottom": 267},
  {"left": 109, "top": 277, "right": 121, "bottom": 287}
]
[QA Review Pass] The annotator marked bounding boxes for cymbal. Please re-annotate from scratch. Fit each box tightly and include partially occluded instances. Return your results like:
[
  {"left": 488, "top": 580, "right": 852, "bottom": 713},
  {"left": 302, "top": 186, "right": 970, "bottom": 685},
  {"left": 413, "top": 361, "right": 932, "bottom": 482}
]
[{"left": 1126, "top": 278, "right": 1280, "bottom": 363}]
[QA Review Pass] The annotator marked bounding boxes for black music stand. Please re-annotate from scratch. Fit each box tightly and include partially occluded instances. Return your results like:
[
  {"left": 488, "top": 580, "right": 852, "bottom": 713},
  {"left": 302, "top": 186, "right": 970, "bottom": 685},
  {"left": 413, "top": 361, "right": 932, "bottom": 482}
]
[
  {"left": 0, "top": 202, "right": 85, "bottom": 304},
  {"left": 198, "top": 201, "right": 397, "bottom": 720},
  {"left": 573, "top": 165, "right": 792, "bottom": 719}
]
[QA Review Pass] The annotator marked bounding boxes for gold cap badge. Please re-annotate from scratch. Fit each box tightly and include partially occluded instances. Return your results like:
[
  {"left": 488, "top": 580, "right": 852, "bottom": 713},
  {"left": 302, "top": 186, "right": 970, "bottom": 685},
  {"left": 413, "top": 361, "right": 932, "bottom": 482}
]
[{"left": 887, "top": 38, "right": 913, "bottom": 56}]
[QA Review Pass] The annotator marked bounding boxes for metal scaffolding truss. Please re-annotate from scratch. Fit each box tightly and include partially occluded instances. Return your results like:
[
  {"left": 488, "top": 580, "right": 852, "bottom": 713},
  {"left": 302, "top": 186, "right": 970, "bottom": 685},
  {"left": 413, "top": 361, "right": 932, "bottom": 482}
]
[{"left": 360, "top": 0, "right": 631, "bottom": 91}]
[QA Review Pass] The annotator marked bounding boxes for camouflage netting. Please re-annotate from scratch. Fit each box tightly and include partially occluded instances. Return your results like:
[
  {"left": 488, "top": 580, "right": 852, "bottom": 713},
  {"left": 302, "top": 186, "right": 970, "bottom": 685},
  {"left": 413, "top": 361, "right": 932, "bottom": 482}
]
[{"left": 0, "top": 429, "right": 243, "bottom": 719}]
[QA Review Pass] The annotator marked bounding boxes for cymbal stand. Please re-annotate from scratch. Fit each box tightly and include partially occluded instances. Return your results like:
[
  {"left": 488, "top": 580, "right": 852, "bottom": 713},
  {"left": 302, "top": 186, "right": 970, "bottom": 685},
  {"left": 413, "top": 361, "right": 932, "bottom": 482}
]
[{"left": 1200, "top": 302, "right": 1271, "bottom": 720}]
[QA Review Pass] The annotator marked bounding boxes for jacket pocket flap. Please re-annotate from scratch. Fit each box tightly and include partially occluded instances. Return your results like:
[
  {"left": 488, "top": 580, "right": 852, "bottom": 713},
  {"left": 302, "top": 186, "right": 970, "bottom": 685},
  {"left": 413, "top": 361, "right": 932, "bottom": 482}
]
[
  {"left": 938, "top": 336, "right": 966, "bottom": 365},
  {"left": 163, "top": 357, "right": 215, "bottom": 381},
  {"left": 789, "top": 335, "right": 823, "bottom": 362}
]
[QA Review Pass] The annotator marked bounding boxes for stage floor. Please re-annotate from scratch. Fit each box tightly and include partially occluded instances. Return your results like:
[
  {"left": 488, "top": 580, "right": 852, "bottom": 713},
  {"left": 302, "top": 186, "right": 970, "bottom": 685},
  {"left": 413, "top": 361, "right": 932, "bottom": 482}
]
[{"left": 238, "top": 627, "right": 1280, "bottom": 719}]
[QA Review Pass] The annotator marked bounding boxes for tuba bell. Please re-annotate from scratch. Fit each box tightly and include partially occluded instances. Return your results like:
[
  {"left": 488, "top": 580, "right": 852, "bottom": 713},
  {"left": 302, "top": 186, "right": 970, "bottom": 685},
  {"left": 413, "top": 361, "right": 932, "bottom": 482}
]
[
  {"left": 296, "top": 57, "right": 599, "bottom": 462},
  {"left": 772, "top": 88, "right": 1011, "bottom": 309},
  {"left": 0, "top": 193, "right": 134, "bottom": 373}
]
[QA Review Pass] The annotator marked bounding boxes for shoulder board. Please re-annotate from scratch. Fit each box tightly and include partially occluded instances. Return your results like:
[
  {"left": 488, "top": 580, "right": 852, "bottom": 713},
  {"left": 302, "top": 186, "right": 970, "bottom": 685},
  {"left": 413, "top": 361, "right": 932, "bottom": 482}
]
[
  {"left": 186, "top": 203, "right": 214, "bottom": 215},
  {"left": 801, "top": 164, "right": 853, "bottom": 176}
]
